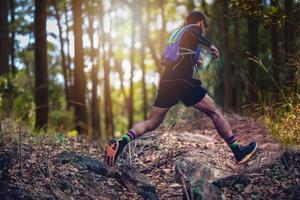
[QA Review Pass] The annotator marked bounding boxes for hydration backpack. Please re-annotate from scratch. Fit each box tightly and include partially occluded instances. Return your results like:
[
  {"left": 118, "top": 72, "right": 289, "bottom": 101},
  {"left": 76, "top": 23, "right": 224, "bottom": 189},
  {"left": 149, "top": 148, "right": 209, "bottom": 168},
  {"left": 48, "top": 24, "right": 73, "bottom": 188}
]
[{"left": 161, "top": 24, "right": 202, "bottom": 67}]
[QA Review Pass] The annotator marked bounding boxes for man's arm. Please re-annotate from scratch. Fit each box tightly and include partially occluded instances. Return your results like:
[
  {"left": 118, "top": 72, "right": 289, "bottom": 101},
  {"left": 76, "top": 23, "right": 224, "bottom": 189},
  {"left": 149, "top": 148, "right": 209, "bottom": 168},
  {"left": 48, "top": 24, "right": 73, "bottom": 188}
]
[
  {"left": 186, "top": 26, "right": 219, "bottom": 59},
  {"left": 186, "top": 26, "right": 211, "bottom": 47}
]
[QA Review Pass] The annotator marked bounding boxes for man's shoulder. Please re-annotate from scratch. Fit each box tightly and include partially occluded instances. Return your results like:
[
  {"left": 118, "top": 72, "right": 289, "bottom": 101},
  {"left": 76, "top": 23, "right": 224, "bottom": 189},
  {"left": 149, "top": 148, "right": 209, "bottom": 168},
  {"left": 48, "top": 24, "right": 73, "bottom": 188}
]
[
  {"left": 184, "top": 25, "right": 202, "bottom": 37},
  {"left": 186, "top": 24, "right": 201, "bottom": 31}
]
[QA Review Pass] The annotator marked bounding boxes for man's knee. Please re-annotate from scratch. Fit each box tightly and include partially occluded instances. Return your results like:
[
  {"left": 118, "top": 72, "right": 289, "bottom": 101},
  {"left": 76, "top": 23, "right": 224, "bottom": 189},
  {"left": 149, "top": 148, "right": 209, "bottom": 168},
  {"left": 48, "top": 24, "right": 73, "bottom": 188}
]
[
  {"left": 206, "top": 107, "right": 221, "bottom": 120},
  {"left": 196, "top": 99, "right": 221, "bottom": 119},
  {"left": 146, "top": 117, "right": 164, "bottom": 131},
  {"left": 195, "top": 95, "right": 221, "bottom": 117}
]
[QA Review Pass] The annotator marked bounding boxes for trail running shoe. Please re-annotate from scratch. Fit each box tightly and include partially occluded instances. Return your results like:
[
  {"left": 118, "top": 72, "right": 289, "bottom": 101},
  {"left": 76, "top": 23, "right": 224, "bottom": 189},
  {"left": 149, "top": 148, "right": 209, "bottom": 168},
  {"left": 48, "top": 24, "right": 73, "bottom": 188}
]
[
  {"left": 104, "top": 139, "right": 120, "bottom": 167},
  {"left": 235, "top": 141, "right": 257, "bottom": 164}
]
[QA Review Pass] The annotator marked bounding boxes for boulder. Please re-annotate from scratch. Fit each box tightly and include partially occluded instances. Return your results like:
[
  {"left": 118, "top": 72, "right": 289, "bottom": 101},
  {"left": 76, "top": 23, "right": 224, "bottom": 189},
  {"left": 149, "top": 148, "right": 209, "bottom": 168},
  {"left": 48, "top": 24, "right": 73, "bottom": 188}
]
[
  {"left": 119, "top": 164, "right": 158, "bottom": 200},
  {"left": 175, "top": 158, "right": 227, "bottom": 183},
  {"left": 56, "top": 152, "right": 108, "bottom": 177},
  {"left": 175, "top": 158, "right": 226, "bottom": 200},
  {"left": 177, "top": 131, "right": 218, "bottom": 143},
  {"left": 56, "top": 152, "right": 158, "bottom": 199},
  {"left": 0, "top": 154, "right": 11, "bottom": 191}
]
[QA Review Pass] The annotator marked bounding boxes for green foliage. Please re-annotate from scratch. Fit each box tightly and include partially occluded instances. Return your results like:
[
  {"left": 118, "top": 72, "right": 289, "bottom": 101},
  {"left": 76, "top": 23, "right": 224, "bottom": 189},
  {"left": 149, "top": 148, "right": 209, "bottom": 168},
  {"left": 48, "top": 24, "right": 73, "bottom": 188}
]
[
  {"left": 229, "top": 0, "right": 285, "bottom": 28},
  {"left": 1, "top": 0, "right": 298, "bottom": 142},
  {"left": 242, "top": 53, "right": 300, "bottom": 146},
  {"left": 49, "top": 108, "right": 74, "bottom": 132},
  {"left": 110, "top": 79, "right": 158, "bottom": 136},
  {"left": 0, "top": 75, "right": 35, "bottom": 126},
  {"left": 55, "top": 132, "right": 68, "bottom": 145},
  {"left": 196, "top": 58, "right": 225, "bottom": 107},
  {"left": 164, "top": 103, "right": 198, "bottom": 128},
  {"left": 0, "top": 77, "right": 18, "bottom": 113},
  {"left": 259, "top": 97, "right": 300, "bottom": 146}
]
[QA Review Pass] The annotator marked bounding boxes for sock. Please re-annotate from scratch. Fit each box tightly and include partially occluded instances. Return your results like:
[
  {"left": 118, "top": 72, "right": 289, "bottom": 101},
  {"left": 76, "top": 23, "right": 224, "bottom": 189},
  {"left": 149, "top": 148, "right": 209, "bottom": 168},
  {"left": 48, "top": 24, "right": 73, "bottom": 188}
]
[
  {"left": 127, "top": 130, "right": 137, "bottom": 141},
  {"left": 118, "top": 130, "right": 137, "bottom": 150},
  {"left": 225, "top": 135, "right": 240, "bottom": 154}
]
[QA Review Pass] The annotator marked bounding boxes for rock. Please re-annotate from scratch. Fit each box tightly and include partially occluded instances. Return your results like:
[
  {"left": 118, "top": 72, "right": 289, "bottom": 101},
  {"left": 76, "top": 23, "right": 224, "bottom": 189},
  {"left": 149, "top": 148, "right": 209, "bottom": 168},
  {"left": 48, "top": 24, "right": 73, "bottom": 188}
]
[
  {"left": 175, "top": 158, "right": 226, "bottom": 200},
  {"left": 186, "top": 179, "right": 225, "bottom": 200},
  {"left": 56, "top": 152, "right": 108, "bottom": 177},
  {"left": 0, "top": 154, "right": 11, "bottom": 192},
  {"left": 119, "top": 164, "right": 158, "bottom": 200},
  {"left": 175, "top": 158, "right": 227, "bottom": 183},
  {"left": 162, "top": 168, "right": 172, "bottom": 174},
  {"left": 40, "top": 192, "right": 57, "bottom": 200},
  {"left": 280, "top": 150, "right": 300, "bottom": 169},
  {"left": 2, "top": 186, "right": 32, "bottom": 200},
  {"left": 0, "top": 155, "right": 11, "bottom": 169},
  {"left": 169, "top": 183, "right": 181, "bottom": 188},
  {"left": 178, "top": 131, "right": 218, "bottom": 143},
  {"left": 57, "top": 153, "right": 158, "bottom": 199},
  {"left": 213, "top": 175, "right": 251, "bottom": 189},
  {"left": 205, "top": 142, "right": 215, "bottom": 149}
]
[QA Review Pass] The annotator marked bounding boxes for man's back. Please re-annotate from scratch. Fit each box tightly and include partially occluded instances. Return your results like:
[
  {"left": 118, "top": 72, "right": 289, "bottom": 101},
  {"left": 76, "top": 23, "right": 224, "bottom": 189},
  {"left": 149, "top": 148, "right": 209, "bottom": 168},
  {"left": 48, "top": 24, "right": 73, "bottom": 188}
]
[{"left": 161, "top": 25, "right": 211, "bottom": 80}]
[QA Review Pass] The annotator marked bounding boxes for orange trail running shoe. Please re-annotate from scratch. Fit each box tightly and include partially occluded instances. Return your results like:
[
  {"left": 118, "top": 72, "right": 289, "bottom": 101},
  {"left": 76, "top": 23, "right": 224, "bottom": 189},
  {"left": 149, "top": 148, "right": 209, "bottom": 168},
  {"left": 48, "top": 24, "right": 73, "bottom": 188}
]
[{"left": 105, "top": 139, "right": 121, "bottom": 167}]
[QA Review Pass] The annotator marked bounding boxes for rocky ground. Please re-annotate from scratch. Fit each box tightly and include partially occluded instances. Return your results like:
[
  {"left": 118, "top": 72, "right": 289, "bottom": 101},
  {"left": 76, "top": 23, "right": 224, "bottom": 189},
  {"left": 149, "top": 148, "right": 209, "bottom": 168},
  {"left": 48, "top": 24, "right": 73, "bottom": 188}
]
[{"left": 0, "top": 115, "right": 299, "bottom": 200}]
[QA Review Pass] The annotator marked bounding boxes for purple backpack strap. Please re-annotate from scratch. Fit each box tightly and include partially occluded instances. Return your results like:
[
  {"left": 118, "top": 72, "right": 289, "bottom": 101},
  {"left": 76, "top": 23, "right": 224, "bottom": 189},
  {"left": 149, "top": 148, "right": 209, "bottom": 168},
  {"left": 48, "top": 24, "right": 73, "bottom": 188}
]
[{"left": 162, "top": 24, "right": 198, "bottom": 64}]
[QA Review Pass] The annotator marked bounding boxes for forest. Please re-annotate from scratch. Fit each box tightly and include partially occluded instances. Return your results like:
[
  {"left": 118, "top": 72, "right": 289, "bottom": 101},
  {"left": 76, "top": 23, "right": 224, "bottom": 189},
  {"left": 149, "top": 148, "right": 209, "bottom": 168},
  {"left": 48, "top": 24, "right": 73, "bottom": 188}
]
[
  {"left": 0, "top": 0, "right": 300, "bottom": 199},
  {"left": 0, "top": 0, "right": 299, "bottom": 142}
]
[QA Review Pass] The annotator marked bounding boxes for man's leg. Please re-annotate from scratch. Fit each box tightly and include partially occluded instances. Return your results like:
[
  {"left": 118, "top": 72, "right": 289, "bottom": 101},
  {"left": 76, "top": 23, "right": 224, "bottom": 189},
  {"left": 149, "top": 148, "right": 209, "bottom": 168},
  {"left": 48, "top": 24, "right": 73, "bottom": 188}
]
[
  {"left": 129, "top": 106, "right": 170, "bottom": 137},
  {"left": 105, "top": 106, "right": 169, "bottom": 166},
  {"left": 193, "top": 94, "right": 257, "bottom": 164},
  {"left": 193, "top": 94, "right": 233, "bottom": 140}
]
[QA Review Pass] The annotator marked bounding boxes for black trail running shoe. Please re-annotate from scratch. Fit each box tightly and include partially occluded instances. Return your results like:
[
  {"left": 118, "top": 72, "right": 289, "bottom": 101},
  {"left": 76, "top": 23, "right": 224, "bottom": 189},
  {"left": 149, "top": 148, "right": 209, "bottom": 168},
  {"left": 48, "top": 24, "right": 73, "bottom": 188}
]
[{"left": 234, "top": 141, "right": 257, "bottom": 164}]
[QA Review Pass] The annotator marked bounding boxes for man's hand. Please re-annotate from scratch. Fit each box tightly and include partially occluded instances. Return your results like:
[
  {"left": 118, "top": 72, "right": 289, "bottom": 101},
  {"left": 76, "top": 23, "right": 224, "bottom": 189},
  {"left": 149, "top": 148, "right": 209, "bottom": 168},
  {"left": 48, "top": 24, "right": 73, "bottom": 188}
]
[
  {"left": 195, "top": 57, "right": 204, "bottom": 68},
  {"left": 210, "top": 44, "right": 219, "bottom": 60}
]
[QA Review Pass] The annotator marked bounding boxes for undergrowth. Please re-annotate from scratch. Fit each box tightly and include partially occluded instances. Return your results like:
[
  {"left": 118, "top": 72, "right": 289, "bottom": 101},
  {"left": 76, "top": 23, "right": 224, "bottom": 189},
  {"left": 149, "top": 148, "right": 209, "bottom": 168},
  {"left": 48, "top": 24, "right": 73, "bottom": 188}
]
[
  {"left": 247, "top": 55, "right": 300, "bottom": 147},
  {"left": 258, "top": 98, "right": 300, "bottom": 146},
  {"left": 0, "top": 117, "right": 89, "bottom": 153}
]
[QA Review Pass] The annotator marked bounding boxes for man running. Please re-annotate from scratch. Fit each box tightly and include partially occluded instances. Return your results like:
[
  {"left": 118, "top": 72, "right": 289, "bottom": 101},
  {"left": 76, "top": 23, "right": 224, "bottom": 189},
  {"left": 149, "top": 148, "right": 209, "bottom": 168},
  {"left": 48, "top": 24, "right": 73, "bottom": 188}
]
[{"left": 105, "top": 11, "right": 257, "bottom": 167}]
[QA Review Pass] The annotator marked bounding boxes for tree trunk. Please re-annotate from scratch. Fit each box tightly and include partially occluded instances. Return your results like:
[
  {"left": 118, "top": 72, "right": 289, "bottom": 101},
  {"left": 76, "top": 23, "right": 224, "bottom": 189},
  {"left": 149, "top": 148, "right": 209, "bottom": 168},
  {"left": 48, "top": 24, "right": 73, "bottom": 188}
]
[
  {"left": 233, "top": 18, "right": 242, "bottom": 113},
  {"left": 141, "top": 30, "right": 148, "bottom": 120},
  {"left": 10, "top": 0, "right": 16, "bottom": 76},
  {"left": 221, "top": 0, "right": 232, "bottom": 111},
  {"left": 99, "top": 0, "right": 114, "bottom": 138},
  {"left": 270, "top": 0, "right": 280, "bottom": 98},
  {"left": 146, "top": 0, "right": 163, "bottom": 76},
  {"left": 34, "top": 0, "right": 48, "bottom": 129},
  {"left": 284, "top": 0, "right": 296, "bottom": 91},
  {"left": 159, "top": 0, "right": 166, "bottom": 52},
  {"left": 139, "top": 1, "right": 148, "bottom": 120},
  {"left": 148, "top": 41, "right": 163, "bottom": 75},
  {"left": 107, "top": 14, "right": 115, "bottom": 136},
  {"left": 115, "top": 58, "right": 129, "bottom": 105},
  {"left": 128, "top": 3, "right": 136, "bottom": 129},
  {"left": 0, "top": 0, "right": 10, "bottom": 76},
  {"left": 247, "top": 18, "right": 259, "bottom": 103},
  {"left": 72, "top": 0, "right": 88, "bottom": 134},
  {"left": 64, "top": 0, "right": 72, "bottom": 87},
  {"left": 52, "top": 0, "right": 70, "bottom": 109},
  {"left": 87, "top": 3, "right": 101, "bottom": 139}
]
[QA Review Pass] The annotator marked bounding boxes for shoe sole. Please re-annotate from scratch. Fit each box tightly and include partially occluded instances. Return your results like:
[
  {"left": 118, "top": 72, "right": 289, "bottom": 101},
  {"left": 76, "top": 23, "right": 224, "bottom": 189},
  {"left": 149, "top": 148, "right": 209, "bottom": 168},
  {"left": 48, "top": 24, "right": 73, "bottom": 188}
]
[
  {"left": 105, "top": 140, "right": 119, "bottom": 167},
  {"left": 237, "top": 143, "right": 257, "bottom": 165}
]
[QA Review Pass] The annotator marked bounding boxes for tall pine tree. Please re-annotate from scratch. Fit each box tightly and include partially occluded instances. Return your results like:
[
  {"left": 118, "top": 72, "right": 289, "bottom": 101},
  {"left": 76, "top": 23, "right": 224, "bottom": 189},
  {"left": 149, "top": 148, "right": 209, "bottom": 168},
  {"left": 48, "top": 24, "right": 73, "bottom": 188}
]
[
  {"left": 72, "top": 0, "right": 88, "bottom": 134},
  {"left": 34, "top": 0, "right": 48, "bottom": 129}
]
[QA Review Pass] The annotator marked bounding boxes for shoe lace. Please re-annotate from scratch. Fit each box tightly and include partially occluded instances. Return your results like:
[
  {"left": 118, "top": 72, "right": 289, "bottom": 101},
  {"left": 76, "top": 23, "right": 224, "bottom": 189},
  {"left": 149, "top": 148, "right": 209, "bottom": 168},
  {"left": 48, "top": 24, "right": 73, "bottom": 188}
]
[{"left": 106, "top": 142, "right": 118, "bottom": 157}]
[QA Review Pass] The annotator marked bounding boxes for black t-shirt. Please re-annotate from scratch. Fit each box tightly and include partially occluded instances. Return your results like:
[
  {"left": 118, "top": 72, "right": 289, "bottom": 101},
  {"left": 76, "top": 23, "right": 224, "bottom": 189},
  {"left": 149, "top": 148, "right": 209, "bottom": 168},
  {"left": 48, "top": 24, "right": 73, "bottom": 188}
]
[{"left": 161, "top": 25, "right": 211, "bottom": 80}]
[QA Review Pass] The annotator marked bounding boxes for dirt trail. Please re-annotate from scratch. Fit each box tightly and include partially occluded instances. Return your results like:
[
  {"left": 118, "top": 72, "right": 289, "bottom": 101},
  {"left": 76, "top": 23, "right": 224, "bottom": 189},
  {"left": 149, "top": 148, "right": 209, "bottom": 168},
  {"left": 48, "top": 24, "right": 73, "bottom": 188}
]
[
  {"left": 122, "top": 114, "right": 287, "bottom": 199},
  {"left": 0, "top": 115, "right": 299, "bottom": 200}
]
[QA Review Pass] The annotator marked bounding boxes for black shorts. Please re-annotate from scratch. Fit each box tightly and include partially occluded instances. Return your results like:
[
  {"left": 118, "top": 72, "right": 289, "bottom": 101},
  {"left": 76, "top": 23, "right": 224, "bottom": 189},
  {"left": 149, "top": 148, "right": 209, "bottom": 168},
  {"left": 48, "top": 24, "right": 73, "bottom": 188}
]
[{"left": 153, "top": 78, "right": 207, "bottom": 108}]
